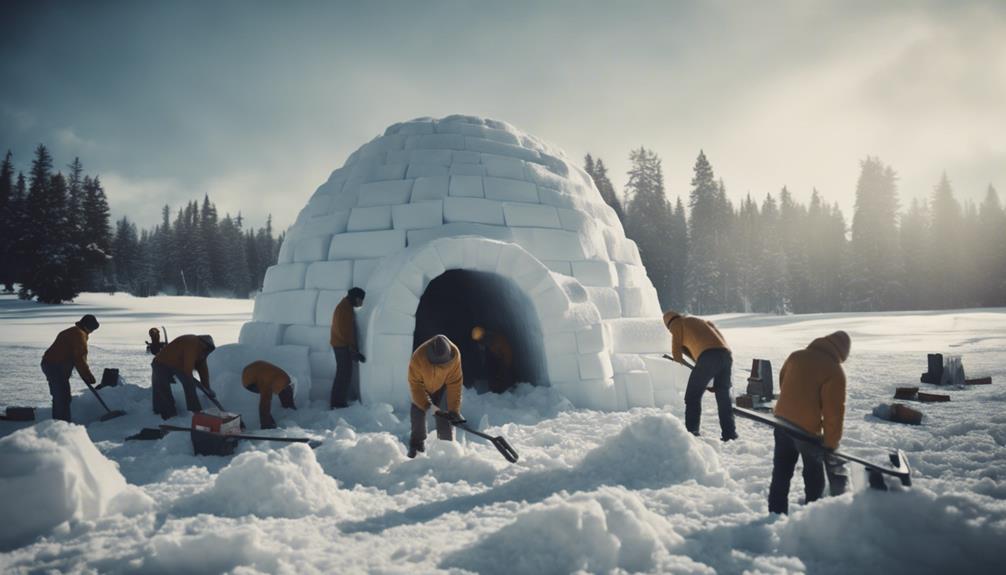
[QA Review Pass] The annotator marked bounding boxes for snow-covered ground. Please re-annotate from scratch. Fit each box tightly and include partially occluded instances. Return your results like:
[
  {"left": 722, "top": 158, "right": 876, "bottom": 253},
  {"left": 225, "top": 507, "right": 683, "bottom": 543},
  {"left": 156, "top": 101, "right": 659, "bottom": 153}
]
[{"left": 2, "top": 293, "right": 1005, "bottom": 573}]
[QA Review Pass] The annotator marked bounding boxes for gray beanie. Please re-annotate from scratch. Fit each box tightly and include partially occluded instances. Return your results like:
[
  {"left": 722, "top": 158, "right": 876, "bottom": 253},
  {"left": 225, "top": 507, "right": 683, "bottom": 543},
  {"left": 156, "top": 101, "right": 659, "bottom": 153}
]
[{"left": 425, "top": 334, "right": 453, "bottom": 365}]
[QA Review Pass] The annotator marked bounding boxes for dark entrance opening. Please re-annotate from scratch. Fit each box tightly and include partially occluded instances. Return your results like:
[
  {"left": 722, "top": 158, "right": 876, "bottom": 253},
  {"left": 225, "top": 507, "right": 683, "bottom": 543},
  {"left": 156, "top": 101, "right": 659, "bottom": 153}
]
[{"left": 413, "top": 269, "right": 545, "bottom": 393}]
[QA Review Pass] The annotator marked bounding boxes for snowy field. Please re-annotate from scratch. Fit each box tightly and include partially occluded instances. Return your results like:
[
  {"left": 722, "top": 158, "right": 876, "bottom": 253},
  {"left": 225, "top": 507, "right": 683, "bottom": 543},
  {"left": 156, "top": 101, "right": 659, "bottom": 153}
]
[{"left": 2, "top": 293, "right": 1005, "bottom": 574}]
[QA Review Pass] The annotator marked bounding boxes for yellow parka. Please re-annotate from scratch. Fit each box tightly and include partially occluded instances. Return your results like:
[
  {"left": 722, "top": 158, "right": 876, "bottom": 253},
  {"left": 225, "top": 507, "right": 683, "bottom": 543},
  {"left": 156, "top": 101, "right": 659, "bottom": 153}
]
[
  {"left": 409, "top": 337, "right": 463, "bottom": 412},
  {"left": 663, "top": 311, "right": 730, "bottom": 363},
  {"left": 773, "top": 332, "right": 851, "bottom": 449}
]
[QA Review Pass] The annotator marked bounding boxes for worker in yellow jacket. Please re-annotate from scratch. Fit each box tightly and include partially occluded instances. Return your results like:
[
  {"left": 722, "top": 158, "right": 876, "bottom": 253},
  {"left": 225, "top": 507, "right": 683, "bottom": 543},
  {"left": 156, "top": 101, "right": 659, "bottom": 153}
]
[
  {"left": 471, "top": 325, "right": 514, "bottom": 393},
  {"left": 408, "top": 334, "right": 463, "bottom": 458},
  {"left": 664, "top": 310, "right": 737, "bottom": 440},
  {"left": 768, "top": 330, "right": 851, "bottom": 514},
  {"left": 41, "top": 314, "right": 99, "bottom": 422},
  {"left": 330, "top": 287, "right": 365, "bottom": 408},
  {"left": 242, "top": 360, "right": 296, "bottom": 429},
  {"left": 151, "top": 334, "right": 216, "bottom": 419}
]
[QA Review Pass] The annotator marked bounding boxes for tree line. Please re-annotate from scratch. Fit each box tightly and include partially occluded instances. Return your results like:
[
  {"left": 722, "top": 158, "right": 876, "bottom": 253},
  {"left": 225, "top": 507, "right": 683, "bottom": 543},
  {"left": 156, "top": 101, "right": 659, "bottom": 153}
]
[
  {"left": 586, "top": 150, "right": 1006, "bottom": 314},
  {"left": 0, "top": 144, "right": 283, "bottom": 303}
]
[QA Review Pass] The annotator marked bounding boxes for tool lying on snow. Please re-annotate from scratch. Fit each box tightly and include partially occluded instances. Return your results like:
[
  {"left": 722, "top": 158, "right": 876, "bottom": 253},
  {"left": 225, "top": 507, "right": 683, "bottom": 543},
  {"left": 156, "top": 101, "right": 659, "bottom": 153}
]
[
  {"left": 0, "top": 406, "right": 36, "bottom": 421},
  {"left": 84, "top": 368, "right": 127, "bottom": 421},
  {"left": 126, "top": 423, "right": 320, "bottom": 451},
  {"left": 435, "top": 411, "right": 519, "bottom": 463},
  {"left": 733, "top": 405, "right": 912, "bottom": 488},
  {"left": 894, "top": 387, "right": 950, "bottom": 402},
  {"left": 661, "top": 354, "right": 715, "bottom": 393}
]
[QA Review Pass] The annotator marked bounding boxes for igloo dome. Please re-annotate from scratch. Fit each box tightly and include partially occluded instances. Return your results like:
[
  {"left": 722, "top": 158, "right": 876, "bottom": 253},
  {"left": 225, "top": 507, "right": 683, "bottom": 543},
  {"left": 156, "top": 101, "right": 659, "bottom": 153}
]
[{"left": 211, "top": 115, "right": 680, "bottom": 412}]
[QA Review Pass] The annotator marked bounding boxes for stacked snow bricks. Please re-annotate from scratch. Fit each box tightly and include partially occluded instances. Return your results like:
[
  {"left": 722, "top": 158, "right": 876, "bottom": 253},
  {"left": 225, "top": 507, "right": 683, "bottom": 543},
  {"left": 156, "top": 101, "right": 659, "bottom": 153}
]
[{"left": 240, "top": 115, "right": 676, "bottom": 411}]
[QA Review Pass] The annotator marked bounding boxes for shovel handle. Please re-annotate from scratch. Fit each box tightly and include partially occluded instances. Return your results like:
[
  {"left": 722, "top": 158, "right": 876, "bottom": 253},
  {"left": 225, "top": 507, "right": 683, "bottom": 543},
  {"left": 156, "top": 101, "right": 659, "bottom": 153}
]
[{"left": 83, "top": 378, "right": 114, "bottom": 413}]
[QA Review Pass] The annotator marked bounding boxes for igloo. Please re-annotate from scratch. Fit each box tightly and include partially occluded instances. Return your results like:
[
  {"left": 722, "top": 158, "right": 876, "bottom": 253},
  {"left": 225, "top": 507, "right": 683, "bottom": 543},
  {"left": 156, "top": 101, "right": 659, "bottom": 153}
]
[{"left": 211, "top": 115, "right": 680, "bottom": 413}]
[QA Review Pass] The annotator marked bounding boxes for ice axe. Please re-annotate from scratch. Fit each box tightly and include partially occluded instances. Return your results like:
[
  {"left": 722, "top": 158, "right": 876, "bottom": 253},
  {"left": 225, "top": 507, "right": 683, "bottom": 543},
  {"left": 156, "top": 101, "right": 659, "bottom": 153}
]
[
  {"left": 661, "top": 354, "right": 714, "bottom": 393},
  {"left": 83, "top": 374, "right": 127, "bottom": 421},
  {"left": 436, "top": 411, "right": 519, "bottom": 463}
]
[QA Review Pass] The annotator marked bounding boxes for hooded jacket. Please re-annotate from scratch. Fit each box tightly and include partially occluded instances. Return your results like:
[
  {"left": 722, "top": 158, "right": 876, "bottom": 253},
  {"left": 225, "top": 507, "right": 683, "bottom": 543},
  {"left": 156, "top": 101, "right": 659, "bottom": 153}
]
[
  {"left": 663, "top": 311, "right": 730, "bottom": 363},
  {"left": 42, "top": 325, "right": 95, "bottom": 382},
  {"left": 330, "top": 296, "right": 358, "bottom": 350},
  {"left": 242, "top": 360, "right": 292, "bottom": 417},
  {"left": 153, "top": 334, "right": 211, "bottom": 387},
  {"left": 773, "top": 332, "right": 850, "bottom": 449},
  {"left": 408, "top": 336, "right": 463, "bottom": 412}
]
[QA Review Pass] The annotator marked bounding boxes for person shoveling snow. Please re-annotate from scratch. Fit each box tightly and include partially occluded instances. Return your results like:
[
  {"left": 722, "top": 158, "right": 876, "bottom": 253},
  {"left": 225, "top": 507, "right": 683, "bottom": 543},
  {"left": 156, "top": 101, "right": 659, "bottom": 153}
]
[
  {"left": 150, "top": 334, "right": 216, "bottom": 420},
  {"left": 408, "top": 334, "right": 464, "bottom": 458},
  {"left": 40, "top": 314, "right": 100, "bottom": 423},
  {"left": 241, "top": 360, "right": 296, "bottom": 429}
]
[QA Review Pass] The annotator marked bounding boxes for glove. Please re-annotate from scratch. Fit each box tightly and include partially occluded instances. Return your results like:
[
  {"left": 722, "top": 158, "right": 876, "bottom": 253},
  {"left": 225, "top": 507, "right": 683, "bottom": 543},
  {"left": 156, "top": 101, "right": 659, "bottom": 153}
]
[
  {"left": 355, "top": 352, "right": 366, "bottom": 363},
  {"left": 84, "top": 374, "right": 97, "bottom": 385},
  {"left": 447, "top": 411, "right": 465, "bottom": 424}
]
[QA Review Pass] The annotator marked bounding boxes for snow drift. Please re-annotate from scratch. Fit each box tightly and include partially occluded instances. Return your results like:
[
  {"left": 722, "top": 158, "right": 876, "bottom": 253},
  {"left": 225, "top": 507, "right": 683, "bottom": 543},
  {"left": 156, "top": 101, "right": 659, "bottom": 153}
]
[{"left": 0, "top": 421, "right": 152, "bottom": 550}]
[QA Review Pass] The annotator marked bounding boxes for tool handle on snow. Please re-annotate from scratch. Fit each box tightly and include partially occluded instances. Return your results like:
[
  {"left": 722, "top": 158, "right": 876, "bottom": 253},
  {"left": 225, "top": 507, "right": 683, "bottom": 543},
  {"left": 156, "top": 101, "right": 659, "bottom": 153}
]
[
  {"left": 159, "top": 424, "right": 319, "bottom": 446},
  {"left": 436, "top": 412, "right": 519, "bottom": 463}
]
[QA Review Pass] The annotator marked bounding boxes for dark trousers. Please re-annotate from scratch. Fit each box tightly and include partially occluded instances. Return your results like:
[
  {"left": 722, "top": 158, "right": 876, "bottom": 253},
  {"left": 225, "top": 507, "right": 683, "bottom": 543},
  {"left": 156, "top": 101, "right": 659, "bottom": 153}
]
[
  {"left": 768, "top": 428, "right": 826, "bottom": 514},
  {"left": 410, "top": 387, "right": 453, "bottom": 448},
  {"left": 331, "top": 347, "right": 354, "bottom": 408},
  {"left": 41, "top": 361, "right": 72, "bottom": 422},
  {"left": 684, "top": 348, "right": 736, "bottom": 437},
  {"left": 151, "top": 362, "right": 202, "bottom": 419}
]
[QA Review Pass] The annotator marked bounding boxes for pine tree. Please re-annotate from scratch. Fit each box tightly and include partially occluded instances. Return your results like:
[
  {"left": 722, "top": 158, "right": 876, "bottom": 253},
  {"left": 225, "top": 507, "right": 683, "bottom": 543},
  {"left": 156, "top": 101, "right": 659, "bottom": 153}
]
[
  {"left": 754, "top": 193, "right": 786, "bottom": 313},
  {"left": 849, "top": 157, "right": 900, "bottom": 310},
  {"left": 897, "top": 198, "right": 929, "bottom": 310},
  {"left": 977, "top": 186, "right": 1006, "bottom": 306},
  {"left": 201, "top": 194, "right": 224, "bottom": 290},
  {"left": 82, "top": 175, "right": 113, "bottom": 289},
  {"left": 668, "top": 197, "right": 689, "bottom": 310},
  {"left": 779, "top": 187, "right": 811, "bottom": 313},
  {"left": 623, "top": 147, "right": 675, "bottom": 309},
  {"left": 685, "top": 151, "right": 722, "bottom": 313},
  {"left": 21, "top": 165, "right": 80, "bottom": 303},
  {"left": 584, "top": 154, "right": 626, "bottom": 223},
  {"left": 0, "top": 150, "right": 15, "bottom": 291},
  {"left": 927, "top": 173, "right": 963, "bottom": 308},
  {"left": 734, "top": 194, "right": 761, "bottom": 312}
]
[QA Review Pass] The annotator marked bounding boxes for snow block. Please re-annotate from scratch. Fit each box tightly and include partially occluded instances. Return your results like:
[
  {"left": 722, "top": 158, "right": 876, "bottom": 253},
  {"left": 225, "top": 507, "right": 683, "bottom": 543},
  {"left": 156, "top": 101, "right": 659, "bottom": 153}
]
[
  {"left": 620, "top": 286, "right": 662, "bottom": 318},
  {"left": 310, "top": 350, "right": 336, "bottom": 381},
  {"left": 606, "top": 318, "right": 673, "bottom": 354},
  {"left": 556, "top": 207, "right": 590, "bottom": 233},
  {"left": 610, "top": 353, "right": 647, "bottom": 374},
  {"left": 253, "top": 290, "right": 319, "bottom": 326},
  {"left": 406, "top": 163, "right": 448, "bottom": 178},
  {"left": 208, "top": 343, "right": 312, "bottom": 412},
  {"left": 444, "top": 197, "right": 505, "bottom": 225},
  {"left": 353, "top": 258, "right": 380, "bottom": 288},
  {"left": 372, "top": 306, "right": 416, "bottom": 336},
  {"left": 305, "top": 260, "right": 353, "bottom": 291},
  {"left": 283, "top": 324, "right": 331, "bottom": 353},
  {"left": 543, "top": 331, "right": 578, "bottom": 357},
  {"left": 452, "top": 150, "right": 481, "bottom": 164},
  {"left": 482, "top": 154, "right": 526, "bottom": 179},
  {"left": 503, "top": 203, "right": 561, "bottom": 228},
  {"left": 408, "top": 244, "right": 447, "bottom": 283},
  {"left": 386, "top": 121, "right": 435, "bottom": 136},
  {"left": 412, "top": 176, "right": 449, "bottom": 201},
  {"left": 382, "top": 282, "right": 421, "bottom": 316},
  {"left": 543, "top": 260, "right": 572, "bottom": 275},
  {"left": 579, "top": 352, "right": 614, "bottom": 381},
  {"left": 347, "top": 205, "right": 393, "bottom": 232},
  {"left": 575, "top": 323, "right": 608, "bottom": 354},
  {"left": 408, "top": 223, "right": 513, "bottom": 248},
  {"left": 604, "top": 229, "right": 641, "bottom": 264},
  {"left": 239, "top": 321, "right": 287, "bottom": 347},
  {"left": 294, "top": 235, "right": 332, "bottom": 262},
  {"left": 584, "top": 287, "right": 621, "bottom": 319},
  {"left": 356, "top": 162, "right": 407, "bottom": 183},
  {"left": 262, "top": 263, "right": 308, "bottom": 293},
  {"left": 552, "top": 379, "right": 618, "bottom": 411},
  {"left": 392, "top": 200, "right": 443, "bottom": 231},
  {"left": 0, "top": 421, "right": 152, "bottom": 549},
  {"left": 465, "top": 137, "right": 540, "bottom": 162},
  {"left": 407, "top": 132, "right": 467, "bottom": 151},
  {"left": 546, "top": 354, "right": 581, "bottom": 382},
  {"left": 642, "top": 355, "right": 686, "bottom": 408},
  {"left": 572, "top": 260, "right": 617, "bottom": 287},
  {"left": 276, "top": 237, "right": 294, "bottom": 264},
  {"left": 329, "top": 230, "right": 406, "bottom": 260},
  {"left": 615, "top": 263, "right": 651, "bottom": 289},
  {"left": 315, "top": 290, "right": 349, "bottom": 326},
  {"left": 619, "top": 371, "right": 655, "bottom": 408},
  {"left": 388, "top": 148, "right": 453, "bottom": 167},
  {"left": 288, "top": 211, "right": 350, "bottom": 241},
  {"left": 449, "top": 175, "right": 484, "bottom": 198},
  {"left": 449, "top": 163, "right": 485, "bottom": 176},
  {"left": 475, "top": 240, "right": 503, "bottom": 272},
  {"left": 484, "top": 177, "right": 539, "bottom": 203},
  {"left": 356, "top": 180, "right": 414, "bottom": 206},
  {"left": 301, "top": 192, "right": 334, "bottom": 218},
  {"left": 510, "top": 228, "right": 586, "bottom": 261}
]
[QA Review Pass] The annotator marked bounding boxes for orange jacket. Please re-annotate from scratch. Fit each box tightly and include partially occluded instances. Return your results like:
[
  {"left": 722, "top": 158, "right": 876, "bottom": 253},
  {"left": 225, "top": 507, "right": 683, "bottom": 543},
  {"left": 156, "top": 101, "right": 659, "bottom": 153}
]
[
  {"left": 486, "top": 332, "right": 513, "bottom": 371},
  {"left": 242, "top": 360, "right": 291, "bottom": 416},
  {"left": 42, "top": 326, "right": 95, "bottom": 382},
  {"left": 409, "top": 337, "right": 463, "bottom": 412},
  {"left": 330, "top": 297, "right": 357, "bottom": 350},
  {"left": 663, "top": 312, "right": 729, "bottom": 363},
  {"left": 773, "top": 333, "right": 849, "bottom": 449},
  {"left": 153, "top": 334, "right": 211, "bottom": 387}
]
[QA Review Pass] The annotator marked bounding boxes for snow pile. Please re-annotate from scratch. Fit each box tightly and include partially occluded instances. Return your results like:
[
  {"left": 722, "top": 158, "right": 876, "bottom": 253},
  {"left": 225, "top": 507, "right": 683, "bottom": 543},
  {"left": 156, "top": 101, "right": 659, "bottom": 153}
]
[
  {"left": 178, "top": 443, "right": 347, "bottom": 518},
  {"left": 140, "top": 519, "right": 281, "bottom": 573},
  {"left": 578, "top": 413, "right": 728, "bottom": 488},
  {"left": 443, "top": 486, "right": 687, "bottom": 574},
  {"left": 776, "top": 488, "right": 1006, "bottom": 573},
  {"left": 0, "top": 421, "right": 152, "bottom": 550}
]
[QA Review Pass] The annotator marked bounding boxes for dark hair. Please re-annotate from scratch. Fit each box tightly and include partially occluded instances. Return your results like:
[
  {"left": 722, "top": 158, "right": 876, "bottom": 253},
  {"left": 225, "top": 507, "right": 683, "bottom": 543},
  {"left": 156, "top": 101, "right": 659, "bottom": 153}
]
[
  {"left": 348, "top": 287, "right": 366, "bottom": 300},
  {"left": 77, "top": 314, "right": 100, "bottom": 332}
]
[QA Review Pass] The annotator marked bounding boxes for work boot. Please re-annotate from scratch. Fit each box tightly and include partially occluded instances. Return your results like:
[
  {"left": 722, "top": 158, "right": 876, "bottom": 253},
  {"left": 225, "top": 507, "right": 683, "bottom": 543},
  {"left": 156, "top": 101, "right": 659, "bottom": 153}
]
[
  {"left": 407, "top": 442, "right": 425, "bottom": 459},
  {"left": 721, "top": 431, "right": 739, "bottom": 442}
]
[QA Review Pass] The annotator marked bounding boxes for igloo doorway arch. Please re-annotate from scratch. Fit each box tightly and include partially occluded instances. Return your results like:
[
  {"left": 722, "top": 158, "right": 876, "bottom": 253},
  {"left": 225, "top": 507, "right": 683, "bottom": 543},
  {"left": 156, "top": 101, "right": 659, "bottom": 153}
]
[
  {"left": 358, "top": 236, "right": 609, "bottom": 410},
  {"left": 414, "top": 268, "right": 546, "bottom": 393}
]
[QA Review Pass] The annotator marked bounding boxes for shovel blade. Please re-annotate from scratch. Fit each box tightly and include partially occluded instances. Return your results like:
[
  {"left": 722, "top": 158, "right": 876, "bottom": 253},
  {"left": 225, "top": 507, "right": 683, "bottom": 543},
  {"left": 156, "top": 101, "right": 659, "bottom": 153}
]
[
  {"left": 491, "top": 436, "right": 520, "bottom": 463},
  {"left": 100, "top": 410, "right": 128, "bottom": 422}
]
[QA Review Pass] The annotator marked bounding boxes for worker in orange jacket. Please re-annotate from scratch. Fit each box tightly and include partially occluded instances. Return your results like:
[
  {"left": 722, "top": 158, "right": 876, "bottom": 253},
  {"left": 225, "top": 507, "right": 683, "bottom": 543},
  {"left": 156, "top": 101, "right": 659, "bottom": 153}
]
[
  {"left": 471, "top": 325, "right": 514, "bottom": 393},
  {"left": 664, "top": 310, "right": 737, "bottom": 440},
  {"left": 151, "top": 334, "right": 216, "bottom": 419},
  {"left": 768, "top": 330, "right": 851, "bottom": 514},
  {"left": 330, "top": 287, "right": 365, "bottom": 408},
  {"left": 408, "top": 334, "right": 463, "bottom": 458},
  {"left": 41, "top": 314, "right": 100, "bottom": 422},
  {"left": 242, "top": 360, "right": 296, "bottom": 429}
]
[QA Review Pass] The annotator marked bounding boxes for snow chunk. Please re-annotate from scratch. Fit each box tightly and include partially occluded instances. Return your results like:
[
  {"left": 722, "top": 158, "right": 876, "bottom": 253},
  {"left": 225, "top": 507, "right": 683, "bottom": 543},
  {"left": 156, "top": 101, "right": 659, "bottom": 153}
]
[
  {"left": 179, "top": 444, "right": 346, "bottom": 518},
  {"left": 0, "top": 421, "right": 152, "bottom": 549}
]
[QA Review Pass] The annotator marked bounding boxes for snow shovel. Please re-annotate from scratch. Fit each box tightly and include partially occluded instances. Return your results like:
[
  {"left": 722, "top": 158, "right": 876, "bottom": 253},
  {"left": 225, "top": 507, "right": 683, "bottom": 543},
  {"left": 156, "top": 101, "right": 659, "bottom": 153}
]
[
  {"left": 436, "top": 411, "right": 519, "bottom": 463},
  {"left": 661, "top": 354, "right": 714, "bottom": 393},
  {"left": 83, "top": 376, "right": 127, "bottom": 421}
]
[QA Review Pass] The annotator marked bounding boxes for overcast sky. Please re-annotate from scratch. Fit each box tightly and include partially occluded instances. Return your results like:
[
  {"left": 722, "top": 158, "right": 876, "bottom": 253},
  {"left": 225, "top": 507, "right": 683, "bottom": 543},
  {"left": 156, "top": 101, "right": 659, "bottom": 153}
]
[{"left": 2, "top": 0, "right": 1003, "bottom": 230}]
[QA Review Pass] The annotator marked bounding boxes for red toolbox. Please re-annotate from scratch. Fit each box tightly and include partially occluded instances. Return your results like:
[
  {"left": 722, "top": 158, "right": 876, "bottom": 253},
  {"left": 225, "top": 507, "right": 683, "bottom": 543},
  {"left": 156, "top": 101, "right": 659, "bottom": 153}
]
[{"left": 191, "top": 409, "right": 242, "bottom": 435}]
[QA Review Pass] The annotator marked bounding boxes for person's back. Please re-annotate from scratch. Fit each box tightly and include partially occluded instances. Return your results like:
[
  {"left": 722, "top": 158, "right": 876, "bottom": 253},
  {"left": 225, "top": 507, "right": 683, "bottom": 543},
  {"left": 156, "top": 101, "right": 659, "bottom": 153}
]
[
  {"left": 242, "top": 360, "right": 294, "bottom": 429},
  {"left": 154, "top": 334, "right": 205, "bottom": 373},
  {"left": 774, "top": 333, "right": 848, "bottom": 449},
  {"left": 663, "top": 310, "right": 735, "bottom": 439}
]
